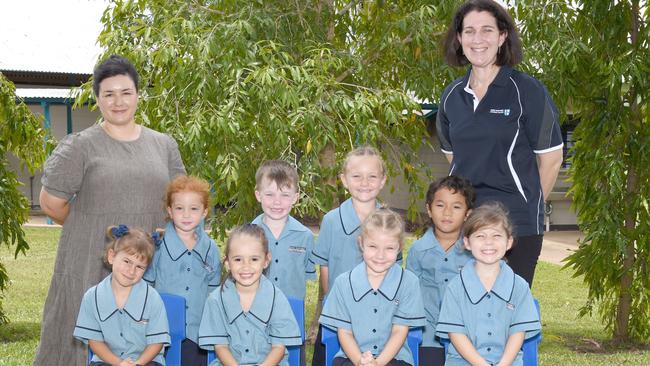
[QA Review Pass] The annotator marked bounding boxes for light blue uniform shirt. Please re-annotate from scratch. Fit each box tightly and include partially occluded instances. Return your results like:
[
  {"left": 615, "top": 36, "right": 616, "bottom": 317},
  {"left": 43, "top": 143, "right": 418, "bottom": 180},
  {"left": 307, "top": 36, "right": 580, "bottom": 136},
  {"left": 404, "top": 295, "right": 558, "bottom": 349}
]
[
  {"left": 311, "top": 198, "right": 401, "bottom": 296},
  {"left": 74, "top": 275, "right": 170, "bottom": 364},
  {"left": 144, "top": 221, "right": 221, "bottom": 344},
  {"left": 198, "top": 276, "right": 302, "bottom": 366},
  {"left": 436, "top": 260, "right": 541, "bottom": 366},
  {"left": 252, "top": 214, "right": 316, "bottom": 299},
  {"left": 319, "top": 263, "right": 426, "bottom": 365},
  {"left": 406, "top": 228, "right": 473, "bottom": 347}
]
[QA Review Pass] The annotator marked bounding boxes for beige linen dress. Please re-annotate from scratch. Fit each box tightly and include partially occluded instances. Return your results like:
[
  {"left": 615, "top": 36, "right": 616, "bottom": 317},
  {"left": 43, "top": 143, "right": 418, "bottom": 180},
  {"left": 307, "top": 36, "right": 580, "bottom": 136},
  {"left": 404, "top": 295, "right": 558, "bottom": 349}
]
[{"left": 33, "top": 124, "right": 185, "bottom": 366}]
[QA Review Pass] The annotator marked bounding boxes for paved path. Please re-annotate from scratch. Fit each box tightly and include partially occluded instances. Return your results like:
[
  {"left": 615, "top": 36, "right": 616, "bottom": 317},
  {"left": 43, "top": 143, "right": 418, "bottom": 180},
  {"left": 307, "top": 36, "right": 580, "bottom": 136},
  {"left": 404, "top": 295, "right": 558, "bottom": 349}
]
[
  {"left": 25, "top": 216, "right": 581, "bottom": 265},
  {"left": 539, "top": 231, "right": 582, "bottom": 265}
]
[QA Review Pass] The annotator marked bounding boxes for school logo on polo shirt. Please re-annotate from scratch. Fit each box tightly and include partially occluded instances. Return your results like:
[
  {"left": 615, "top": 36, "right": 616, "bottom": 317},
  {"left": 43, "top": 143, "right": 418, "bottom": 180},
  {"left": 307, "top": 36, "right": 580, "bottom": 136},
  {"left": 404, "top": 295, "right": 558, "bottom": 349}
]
[{"left": 489, "top": 108, "right": 511, "bottom": 116}]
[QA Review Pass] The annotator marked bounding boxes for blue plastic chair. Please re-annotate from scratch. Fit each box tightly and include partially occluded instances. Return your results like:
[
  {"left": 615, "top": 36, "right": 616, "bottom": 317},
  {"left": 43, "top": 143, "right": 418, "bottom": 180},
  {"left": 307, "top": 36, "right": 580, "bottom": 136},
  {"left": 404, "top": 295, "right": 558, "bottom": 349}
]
[
  {"left": 321, "top": 326, "right": 423, "bottom": 366},
  {"left": 206, "top": 297, "right": 305, "bottom": 366},
  {"left": 441, "top": 299, "right": 542, "bottom": 366},
  {"left": 88, "top": 293, "right": 186, "bottom": 366},
  {"left": 522, "top": 299, "right": 542, "bottom": 366},
  {"left": 287, "top": 297, "right": 305, "bottom": 366}
]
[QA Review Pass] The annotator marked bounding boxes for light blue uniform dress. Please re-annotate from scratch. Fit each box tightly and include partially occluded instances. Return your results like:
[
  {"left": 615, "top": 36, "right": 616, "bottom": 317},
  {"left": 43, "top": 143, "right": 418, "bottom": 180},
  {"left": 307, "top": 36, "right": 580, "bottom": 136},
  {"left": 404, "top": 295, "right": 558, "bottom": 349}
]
[
  {"left": 406, "top": 228, "right": 473, "bottom": 348},
  {"left": 312, "top": 198, "right": 400, "bottom": 295},
  {"left": 74, "top": 275, "right": 170, "bottom": 364},
  {"left": 319, "top": 263, "right": 426, "bottom": 365},
  {"left": 198, "top": 276, "right": 302, "bottom": 366},
  {"left": 435, "top": 260, "right": 541, "bottom": 366},
  {"left": 143, "top": 221, "right": 221, "bottom": 345},
  {"left": 252, "top": 214, "right": 316, "bottom": 299}
]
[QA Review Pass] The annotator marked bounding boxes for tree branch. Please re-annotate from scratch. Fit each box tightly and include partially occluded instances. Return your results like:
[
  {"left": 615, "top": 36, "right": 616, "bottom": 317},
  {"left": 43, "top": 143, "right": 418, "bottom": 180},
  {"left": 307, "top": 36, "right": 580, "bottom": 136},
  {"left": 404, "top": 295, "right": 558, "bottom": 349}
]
[
  {"left": 335, "top": 33, "right": 413, "bottom": 83},
  {"left": 187, "top": 0, "right": 225, "bottom": 15},
  {"left": 336, "top": 0, "right": 361, "bottom": 16}
]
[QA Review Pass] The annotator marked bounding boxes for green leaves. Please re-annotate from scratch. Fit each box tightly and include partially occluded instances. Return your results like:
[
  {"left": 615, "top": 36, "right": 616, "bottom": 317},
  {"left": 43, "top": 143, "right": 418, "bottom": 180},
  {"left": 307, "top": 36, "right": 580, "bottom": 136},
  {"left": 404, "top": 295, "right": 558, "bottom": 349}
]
[
  {"left": 74, "top": 1, "right": 650, "bottom": 340},
  {"left": 91, "top": 0, "right": 443, "bottom": 237},
  {"left": 519, "top": 0, "right": 650, "bottom": 342},
  {"left": 0, "top": 73, "right": 47, "bottom": 323}
]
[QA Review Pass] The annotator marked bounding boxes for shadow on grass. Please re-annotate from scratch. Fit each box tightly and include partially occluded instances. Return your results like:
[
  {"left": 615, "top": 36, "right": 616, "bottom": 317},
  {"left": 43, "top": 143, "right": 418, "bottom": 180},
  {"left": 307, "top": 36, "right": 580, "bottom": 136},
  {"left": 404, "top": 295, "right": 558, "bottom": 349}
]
[
  {"left": 548, "top": 332, "right": 650, "bottom": 354},
  {"left": 0, "top": 321, "right": 40, "bottom": 342}
]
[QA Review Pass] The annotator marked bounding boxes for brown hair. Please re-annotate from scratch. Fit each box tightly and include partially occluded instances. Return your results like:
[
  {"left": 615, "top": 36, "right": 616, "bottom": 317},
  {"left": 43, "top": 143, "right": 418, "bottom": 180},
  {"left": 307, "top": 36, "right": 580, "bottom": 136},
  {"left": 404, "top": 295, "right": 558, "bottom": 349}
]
[
  {"left": 104, "top": 225, "right": 156, "bottom": 266},
  {"left": 165, "top": 175, "right": 211, "bottom": 210},
  {"left": 463, "top": 201, "right": 513, "bottom": 238},
  {"left": 341, "top": 145, "right": 386, "bottom": 176},
  {"left": 443, "top": 0, "right": 523, "bottom": 67},
  {"left": 359, "top": 208, "right": 405, "bottom": 250},
  {"left": 255, "top": 160, "right": 299, "bottom": 191},
  {"left": 220, "top": 224, "right": 269, "bottom": 290}
]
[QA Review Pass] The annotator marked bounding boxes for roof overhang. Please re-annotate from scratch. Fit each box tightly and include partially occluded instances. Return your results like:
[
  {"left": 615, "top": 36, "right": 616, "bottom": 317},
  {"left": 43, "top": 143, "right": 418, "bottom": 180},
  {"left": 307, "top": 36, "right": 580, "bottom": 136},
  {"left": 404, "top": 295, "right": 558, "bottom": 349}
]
[{"left": 1, "top": 69, "right": 90, "bottom": 87}]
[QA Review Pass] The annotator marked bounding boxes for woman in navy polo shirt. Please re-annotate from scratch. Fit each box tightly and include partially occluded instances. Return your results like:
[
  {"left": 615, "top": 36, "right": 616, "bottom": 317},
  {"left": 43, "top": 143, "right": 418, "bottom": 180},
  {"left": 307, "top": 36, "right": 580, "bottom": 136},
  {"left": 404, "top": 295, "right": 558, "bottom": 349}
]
[{"left": 436, "top": 0, "right": 563, "bottom": 287}]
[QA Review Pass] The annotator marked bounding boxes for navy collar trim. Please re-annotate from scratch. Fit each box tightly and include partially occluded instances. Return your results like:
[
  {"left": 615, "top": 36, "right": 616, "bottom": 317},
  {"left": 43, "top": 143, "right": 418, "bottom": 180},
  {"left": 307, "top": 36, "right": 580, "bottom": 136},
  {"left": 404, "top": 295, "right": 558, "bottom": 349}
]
[
  {"left": 94, "top": 275, "right": 149, "bottom": 322},
  {"left": 460, "top": 260, "right": 515, "bottom": 305},
  {"left": 220, "top": 277, "right": 276, "bottom": 325},
  {"left": 349, "top": 263, "right": 404, "bottom": 302},
  {"left": 161, "top": 222, "right": 212, "bottom": 262}
]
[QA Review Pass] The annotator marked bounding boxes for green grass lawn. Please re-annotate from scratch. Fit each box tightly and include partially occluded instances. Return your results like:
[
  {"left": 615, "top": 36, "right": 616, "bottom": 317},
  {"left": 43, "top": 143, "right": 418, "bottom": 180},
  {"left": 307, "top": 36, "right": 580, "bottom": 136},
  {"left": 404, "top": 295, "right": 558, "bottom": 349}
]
[{"left": 1, "top": 227, "right": 648, "bottom": 365}]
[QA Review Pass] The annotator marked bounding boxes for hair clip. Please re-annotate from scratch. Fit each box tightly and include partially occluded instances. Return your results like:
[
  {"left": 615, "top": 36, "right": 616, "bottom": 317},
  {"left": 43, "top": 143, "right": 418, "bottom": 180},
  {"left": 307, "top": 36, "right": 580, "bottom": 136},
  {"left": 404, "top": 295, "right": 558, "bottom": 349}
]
[
  {"left": 151, "top": 231, "right": 162, "bottom": 246},
  {"left": 112, "top": 224, "right": 129, "bottom": 238}
]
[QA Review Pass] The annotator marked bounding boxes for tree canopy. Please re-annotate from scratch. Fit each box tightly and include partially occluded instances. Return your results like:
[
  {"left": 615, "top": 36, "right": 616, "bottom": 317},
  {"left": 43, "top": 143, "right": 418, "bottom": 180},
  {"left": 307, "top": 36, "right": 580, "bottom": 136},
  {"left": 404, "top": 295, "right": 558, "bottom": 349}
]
[
  {"left": 82, "top": 0, "right": 649, "bottom": 341},
  {"left": 515, "top": 0, "right": 650, "bottom": 342},
  {"left": 77, "top": 0, "right": 471, "bottom": 235},
  {"left": 0, "top": 73, "right": 47, "bottom": 323}
]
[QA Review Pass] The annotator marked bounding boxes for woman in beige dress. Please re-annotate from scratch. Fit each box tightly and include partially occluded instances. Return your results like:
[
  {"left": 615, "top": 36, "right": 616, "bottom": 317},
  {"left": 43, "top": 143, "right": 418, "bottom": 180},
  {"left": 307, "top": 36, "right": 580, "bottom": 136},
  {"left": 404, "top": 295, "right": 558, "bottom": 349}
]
[{"left": 35, "top": 55, "right": 186, "bottom": 366}]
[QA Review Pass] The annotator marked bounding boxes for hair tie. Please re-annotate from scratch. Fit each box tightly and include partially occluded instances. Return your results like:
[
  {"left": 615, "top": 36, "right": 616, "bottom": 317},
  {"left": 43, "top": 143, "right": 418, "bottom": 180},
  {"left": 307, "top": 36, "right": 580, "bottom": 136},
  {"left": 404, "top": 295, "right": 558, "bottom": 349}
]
[
  {"left": 112, "top": 224, "right": 129, "bottom": 238},
  {"left": 151, "top": 231, "right": 162, "bottom": 246}
]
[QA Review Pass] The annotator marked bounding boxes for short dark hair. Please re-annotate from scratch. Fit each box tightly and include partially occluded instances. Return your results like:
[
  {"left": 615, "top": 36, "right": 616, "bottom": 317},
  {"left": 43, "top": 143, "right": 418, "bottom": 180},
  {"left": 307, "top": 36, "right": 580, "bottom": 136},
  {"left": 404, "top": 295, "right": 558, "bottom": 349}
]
[
  {"left": 92, "top": 55, "right": 139, "bottom": 95},
  {"left": 443, "top": 0, "right": 522, "bottom": 67},
  {"left": 425, "top": 175, "right": 476, "bottom": 209}
]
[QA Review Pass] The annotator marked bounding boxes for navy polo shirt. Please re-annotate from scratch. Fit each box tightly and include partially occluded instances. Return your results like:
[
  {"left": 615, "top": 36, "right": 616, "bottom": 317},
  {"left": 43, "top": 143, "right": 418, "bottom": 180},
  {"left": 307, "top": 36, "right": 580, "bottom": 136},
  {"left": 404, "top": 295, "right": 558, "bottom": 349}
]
[{"left": 436, "top": 66, "right": 563, "bottom": 236}]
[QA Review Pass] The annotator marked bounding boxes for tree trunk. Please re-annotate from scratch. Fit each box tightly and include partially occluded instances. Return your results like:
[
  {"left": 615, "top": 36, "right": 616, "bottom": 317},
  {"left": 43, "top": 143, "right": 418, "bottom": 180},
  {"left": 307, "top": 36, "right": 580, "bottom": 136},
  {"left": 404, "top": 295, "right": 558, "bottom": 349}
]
[
  {"left": 614, "top": 168, "right": 636, "bottom": 341},
  {"left": 308, "top": 0, "right": 338, "bottom": 344},
  {"left": 614, "top": 0, "right": 640, "bottom": 342},
  {"left": 307, "top": 142, "right": 337, "bottom": 344}
]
